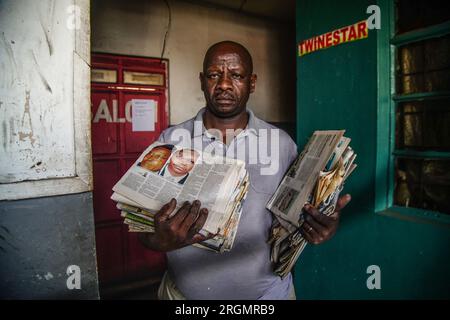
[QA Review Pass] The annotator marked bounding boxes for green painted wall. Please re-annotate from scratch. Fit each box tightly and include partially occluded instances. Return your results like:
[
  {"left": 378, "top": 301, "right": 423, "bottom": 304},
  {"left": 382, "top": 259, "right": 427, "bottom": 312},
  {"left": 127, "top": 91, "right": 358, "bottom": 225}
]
[{"left": 294, "top": 0, "right": 450, "bottom": 299}]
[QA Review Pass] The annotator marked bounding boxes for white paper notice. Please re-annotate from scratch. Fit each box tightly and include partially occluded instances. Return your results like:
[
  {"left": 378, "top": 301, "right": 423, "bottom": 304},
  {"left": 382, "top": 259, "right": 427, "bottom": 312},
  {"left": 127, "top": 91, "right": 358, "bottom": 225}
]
[{"left": 131, "top": 99, "right": 156, "bottom": 132}]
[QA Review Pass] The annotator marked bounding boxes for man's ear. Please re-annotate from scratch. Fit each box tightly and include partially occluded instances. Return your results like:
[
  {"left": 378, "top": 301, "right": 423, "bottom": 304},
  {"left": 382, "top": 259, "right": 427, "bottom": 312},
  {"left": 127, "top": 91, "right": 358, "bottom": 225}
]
[
  {"left": 199, "top": 72, "right": 205, "bottom": 91},
  {"left": 250, "top": 74, "right": 257, "bottom": 93}
]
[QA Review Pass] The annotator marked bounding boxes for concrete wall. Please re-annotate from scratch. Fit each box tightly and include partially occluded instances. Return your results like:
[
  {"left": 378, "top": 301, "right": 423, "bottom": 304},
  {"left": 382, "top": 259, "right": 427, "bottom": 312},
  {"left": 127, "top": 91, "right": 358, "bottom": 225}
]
[
  {"left": 0, "top": 193, "right": 99, "bottom": 299},
  {"left": 0, "top": 0, "right": 99, "bottom": 299},
  {"left": 91, "top": 0, "right": 296, "bottom": 125}
]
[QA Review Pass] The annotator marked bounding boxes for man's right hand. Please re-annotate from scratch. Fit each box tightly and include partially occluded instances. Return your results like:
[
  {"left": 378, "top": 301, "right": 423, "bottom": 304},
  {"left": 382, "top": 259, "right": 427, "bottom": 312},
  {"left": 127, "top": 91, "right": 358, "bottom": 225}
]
[{"left": 139, "top": 198, "right": 213, "bottom": 252}]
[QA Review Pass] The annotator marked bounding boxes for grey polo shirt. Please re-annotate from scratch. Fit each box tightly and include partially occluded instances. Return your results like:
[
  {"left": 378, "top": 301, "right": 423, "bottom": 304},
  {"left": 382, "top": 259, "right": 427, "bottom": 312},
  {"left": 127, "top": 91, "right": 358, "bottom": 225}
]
[{"left": 157, "top": 107, "right": 298, "bottom": 299}]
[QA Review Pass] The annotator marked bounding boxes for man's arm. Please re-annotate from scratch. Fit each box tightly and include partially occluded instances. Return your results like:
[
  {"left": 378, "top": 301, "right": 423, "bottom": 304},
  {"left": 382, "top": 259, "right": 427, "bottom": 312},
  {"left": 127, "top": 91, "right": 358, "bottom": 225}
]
[{"left": 138, "top": 199, "right": 214, "bottom": 252}]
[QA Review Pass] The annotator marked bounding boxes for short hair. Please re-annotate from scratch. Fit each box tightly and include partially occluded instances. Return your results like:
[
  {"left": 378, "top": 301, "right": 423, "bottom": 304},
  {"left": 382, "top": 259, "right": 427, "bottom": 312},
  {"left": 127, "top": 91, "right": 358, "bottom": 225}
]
[
  {"left": 174, "top": 148, "right": 199, "bottom": 157},
  {"left": 152, "top": 144, "right": 174, "bottom": 152},
  {"left": 203, "top": 41, "right": 253, "bottom": 74}
]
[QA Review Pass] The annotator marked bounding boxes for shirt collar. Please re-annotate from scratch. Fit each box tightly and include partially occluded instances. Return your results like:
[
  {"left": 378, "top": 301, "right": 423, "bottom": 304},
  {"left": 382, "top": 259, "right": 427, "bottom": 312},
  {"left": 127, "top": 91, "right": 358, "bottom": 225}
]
[{"left": 192, "top": 107, "right": 263, "bottom": 139}]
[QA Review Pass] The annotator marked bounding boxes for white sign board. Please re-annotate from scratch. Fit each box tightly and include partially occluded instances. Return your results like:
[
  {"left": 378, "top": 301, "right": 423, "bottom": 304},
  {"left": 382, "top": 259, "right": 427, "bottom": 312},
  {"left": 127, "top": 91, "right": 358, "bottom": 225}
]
[{"left": 131, "top": 99, "right": 156, "bottom": 132}]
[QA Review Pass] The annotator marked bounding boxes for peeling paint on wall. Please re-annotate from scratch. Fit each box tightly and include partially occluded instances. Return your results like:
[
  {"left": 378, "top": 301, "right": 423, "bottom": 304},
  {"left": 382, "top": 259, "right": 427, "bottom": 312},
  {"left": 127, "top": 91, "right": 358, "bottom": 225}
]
[{"left": 0, "top": 0, "right": 77, "bottom": 184}]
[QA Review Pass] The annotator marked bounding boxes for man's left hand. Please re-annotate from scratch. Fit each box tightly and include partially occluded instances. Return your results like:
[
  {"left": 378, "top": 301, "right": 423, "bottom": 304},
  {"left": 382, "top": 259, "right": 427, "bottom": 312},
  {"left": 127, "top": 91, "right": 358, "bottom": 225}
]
[{"left": 300, "top": 194, "right": 351, "bottom": 245}]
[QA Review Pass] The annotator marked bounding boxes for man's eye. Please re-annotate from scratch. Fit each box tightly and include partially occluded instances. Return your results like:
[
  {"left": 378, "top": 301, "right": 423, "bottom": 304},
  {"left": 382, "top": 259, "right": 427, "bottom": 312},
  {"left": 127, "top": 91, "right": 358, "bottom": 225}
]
[
  {"left": 232, "top": 74, "right": 244, "bottom": 80},
  {"left": 208, "top": 74, "right": 219, "bottom": 79}
]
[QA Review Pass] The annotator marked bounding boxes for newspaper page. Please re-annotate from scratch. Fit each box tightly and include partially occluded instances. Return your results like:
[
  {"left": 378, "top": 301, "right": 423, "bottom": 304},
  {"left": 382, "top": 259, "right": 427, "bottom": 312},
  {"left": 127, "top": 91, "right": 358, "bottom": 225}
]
[
  {"left": 267, "top": 130, "right": 345, "bottom": 226},
  {"left": 112, "top": 142, "right": 245, "bottom": 234},
  {"left": 111, "top": 192, "right": 149, "bottom": 210}
]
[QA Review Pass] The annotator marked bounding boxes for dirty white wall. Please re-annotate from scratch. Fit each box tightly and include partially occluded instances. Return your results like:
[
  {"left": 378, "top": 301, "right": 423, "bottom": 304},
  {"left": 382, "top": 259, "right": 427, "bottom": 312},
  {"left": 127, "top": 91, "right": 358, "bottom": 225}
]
[
  {"left": 0, "top": 0, "right": 75, "bottom": 182},
  {"left": 0, "top": 0, "right": 92, "bottom": 199},
  {"left": 0, "top": 0, "right": 99, "bottom": 299},
  {"left": 91, "top": 0, "right": 295, "bottom": 125}
]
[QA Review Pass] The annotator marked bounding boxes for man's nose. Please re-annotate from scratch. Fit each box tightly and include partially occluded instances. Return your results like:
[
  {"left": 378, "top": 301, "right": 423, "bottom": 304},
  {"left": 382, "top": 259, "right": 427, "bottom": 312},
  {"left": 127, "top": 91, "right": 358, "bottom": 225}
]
[{"left": 217, "top": 74, "right": 232, "bottom": 91}]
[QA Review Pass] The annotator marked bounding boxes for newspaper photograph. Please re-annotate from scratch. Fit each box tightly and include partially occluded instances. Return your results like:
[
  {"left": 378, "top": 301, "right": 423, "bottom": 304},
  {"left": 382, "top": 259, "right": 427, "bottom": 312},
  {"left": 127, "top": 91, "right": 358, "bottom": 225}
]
[{"left": 112, "top": 141, "right": 247, "bottom": 237}]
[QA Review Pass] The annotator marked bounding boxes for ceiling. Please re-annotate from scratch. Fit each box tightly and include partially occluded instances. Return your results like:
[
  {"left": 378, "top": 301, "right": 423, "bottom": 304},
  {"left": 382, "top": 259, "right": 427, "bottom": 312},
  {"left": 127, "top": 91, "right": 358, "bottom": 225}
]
[{"left": 185, "top": 0, "right": 296, "bottom": 22}]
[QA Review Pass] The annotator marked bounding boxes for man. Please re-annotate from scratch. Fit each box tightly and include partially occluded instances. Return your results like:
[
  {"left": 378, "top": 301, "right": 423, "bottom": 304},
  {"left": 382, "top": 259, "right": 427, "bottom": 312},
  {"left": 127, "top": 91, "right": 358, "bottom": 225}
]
[
  {"left": 139, "top": 144, "right": 174, "bottom": 172},
  {"left": 159, "top": 148, "right": 200, "bottom": 185},
  {"left": 139, "top": 41, "right": 351, "bottom": 299}
]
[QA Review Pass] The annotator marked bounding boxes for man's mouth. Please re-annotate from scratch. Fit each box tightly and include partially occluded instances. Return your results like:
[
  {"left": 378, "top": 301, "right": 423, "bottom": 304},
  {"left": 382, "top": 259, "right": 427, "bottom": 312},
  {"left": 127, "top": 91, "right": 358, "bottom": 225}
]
[
  {"left": 215, "top": 96, "right": 235, "bottom": 104},
  {"left": 215, "top": 92, "right": 235, "bottom": 101},
  {"left": 173, "top": 164, "right": 185, "bottom": 172},
  {"left": 216, "top": 99, "right": 234, "bottom": 104}
]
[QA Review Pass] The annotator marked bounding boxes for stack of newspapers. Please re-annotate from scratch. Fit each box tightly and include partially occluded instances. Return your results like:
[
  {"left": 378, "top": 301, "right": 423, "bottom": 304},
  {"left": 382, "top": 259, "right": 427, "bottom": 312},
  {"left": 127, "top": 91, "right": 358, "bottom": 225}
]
[
  {"left": 111, "top": 141, "right": 249, "bottom": 253},
  {"left": 266, "top": 130, "right": 357, "bottom": 278}
]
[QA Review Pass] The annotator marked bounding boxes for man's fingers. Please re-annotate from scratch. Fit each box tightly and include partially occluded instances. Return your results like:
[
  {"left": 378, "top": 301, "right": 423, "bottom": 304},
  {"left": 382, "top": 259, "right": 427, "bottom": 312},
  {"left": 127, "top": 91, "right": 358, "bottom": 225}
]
[
  {"left": 300, "top": 228, "right": 314, "bottom": 244},
  {"left": 303, "top": 213, "right": 326, "bottom": 233},
  {"left": 303, "top": 204, "right": 330, "bottom": 226},
  {"left": 335, "top": 194, "right": 351, "bottom": 213},
  {"left": 188, "top": 208, "right": 209, "bottom": 237},
  {"left": 301, "top": 221, "right": 320, "bottom": 244},
  {"left": 180, "top": 200, "right": 201, "bottom": 234},
  {"left": 189, "top": 233, "right": 208, "bottom": 244},
  {"left": 328, "top": 194, "right": 351, "bottom": 219},
  {"left": 155, "top": 198, "right": 177, "bottom": 222},
  {"left": 188, "top": 227, "right": 216, "bottom": 245},
  {"left": 169, "top": 201, "right": 192, "bottom": 225}
]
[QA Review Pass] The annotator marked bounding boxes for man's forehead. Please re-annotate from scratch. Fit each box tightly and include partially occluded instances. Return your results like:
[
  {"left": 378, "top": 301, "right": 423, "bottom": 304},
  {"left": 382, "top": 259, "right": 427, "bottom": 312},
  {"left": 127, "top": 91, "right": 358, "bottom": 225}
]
[
  {"left": 207, "top": 53, "right": 245, "bottom": 68},
  {"left": 203, "top": 43, "right": 252, "bottom": 72}
]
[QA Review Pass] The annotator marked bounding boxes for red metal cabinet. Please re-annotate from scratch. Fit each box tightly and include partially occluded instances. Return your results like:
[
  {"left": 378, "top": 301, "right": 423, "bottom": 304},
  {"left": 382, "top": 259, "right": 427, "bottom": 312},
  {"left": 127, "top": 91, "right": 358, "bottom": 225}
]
[{"left": 91, "top": 54, "right": 169, "bottom": 288}]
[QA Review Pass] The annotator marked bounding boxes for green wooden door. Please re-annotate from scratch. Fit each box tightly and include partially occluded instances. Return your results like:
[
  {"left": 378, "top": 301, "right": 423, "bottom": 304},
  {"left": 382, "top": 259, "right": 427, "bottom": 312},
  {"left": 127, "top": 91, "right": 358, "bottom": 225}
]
[{"left": 294, "top": 0, "right": 450, "bottom": 299}]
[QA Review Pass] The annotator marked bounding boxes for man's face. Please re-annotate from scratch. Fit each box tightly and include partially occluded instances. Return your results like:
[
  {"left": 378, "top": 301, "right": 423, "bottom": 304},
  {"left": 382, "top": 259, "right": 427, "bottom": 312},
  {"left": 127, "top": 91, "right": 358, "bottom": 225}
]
[
  {"left": 200, "top": 47, "right": 256, "bottom": 118},
  {"left": 141, "top": 147, "right": 171, "bottom": 171},
  {"left": 168, "top": 149, "right": 199, "bottom": 176}
]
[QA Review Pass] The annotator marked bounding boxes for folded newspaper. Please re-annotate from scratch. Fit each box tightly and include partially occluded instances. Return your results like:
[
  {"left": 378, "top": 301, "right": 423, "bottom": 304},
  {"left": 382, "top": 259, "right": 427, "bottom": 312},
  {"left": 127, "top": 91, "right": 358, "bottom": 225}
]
[
  {"left": 111, "top": 141, "right": 249, "bottom": 253},
  {"left": 266, "top": 130, "right": 357, "bottom": 278}
]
